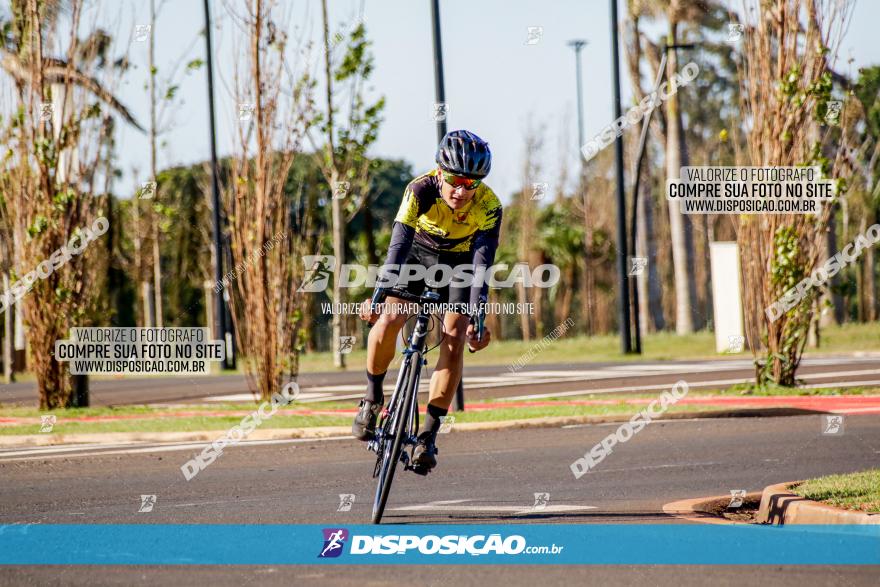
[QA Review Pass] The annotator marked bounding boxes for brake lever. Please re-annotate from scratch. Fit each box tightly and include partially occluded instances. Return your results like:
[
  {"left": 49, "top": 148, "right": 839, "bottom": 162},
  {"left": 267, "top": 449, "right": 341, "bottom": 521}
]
[{"left": 467, "top": 312, "right": 485, "bottom": 353}]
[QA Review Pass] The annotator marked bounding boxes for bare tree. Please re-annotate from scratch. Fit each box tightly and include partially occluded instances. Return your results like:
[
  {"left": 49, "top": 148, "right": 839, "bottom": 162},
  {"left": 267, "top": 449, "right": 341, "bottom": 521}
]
[
  {"left": 0, "top": 0, "right": 139, "bottom": 408},
  {"left": 311, "top": 3, "right": 384, "bottom": 368},
  {"left": 737, "top": 0, "right": 853, "bottom": 385},
  {"left": 223, "top": 0, "right": 314, "bottom": 400}
]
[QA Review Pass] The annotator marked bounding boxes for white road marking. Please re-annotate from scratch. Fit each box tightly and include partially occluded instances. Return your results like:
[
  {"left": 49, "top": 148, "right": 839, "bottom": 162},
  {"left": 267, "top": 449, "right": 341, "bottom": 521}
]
[{"left": 388, "top": 499, "right": 596, "bottom": 514}]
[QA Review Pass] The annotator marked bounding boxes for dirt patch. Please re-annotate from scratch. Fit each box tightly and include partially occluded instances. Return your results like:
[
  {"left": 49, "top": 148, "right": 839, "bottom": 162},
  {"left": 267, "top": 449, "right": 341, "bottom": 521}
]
[{"left": 697, "top": 494, "right": 762, "bottom": 523}]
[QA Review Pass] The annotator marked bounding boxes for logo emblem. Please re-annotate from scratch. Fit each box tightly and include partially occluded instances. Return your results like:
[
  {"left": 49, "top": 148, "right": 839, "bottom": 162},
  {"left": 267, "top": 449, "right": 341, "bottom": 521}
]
[
  {"left": 726, "top": 23, "right": 744, "bottom": 43},
  {"left": 431, "top": 102, "right": 448, "bottom": 122},
  {"left": 727, "top": 335, "right": 745, "bottom": 353},
  {"left": 821, "top": 414, "right": 845, "bottom": 435},
  {"left": 824, "top": 100, "right": 843, "bottom": 126},
  {"left": 298, "top": 255, "right": 336, "bottom": 292},
  {"left": 338, "top": 336, "right": 356, "bottom": 354},
  {"left": 40, "top": 415, "right": 57, "bottom": 433},
  {"left": 629, "top": 257, "right": 647, "bottom": 276},
  {"left": 728, "top": 489, "right": 746, "bottom": 509},
  {"left": 525, "top": 26, "right": 543, "bottom": 46},
  {"left": 533, "top": 492, "right": 550, "bottom": 510},
  {"left": 438, "top": 415, "right": 456, "bottom": 434},
  {"left": 138, "top": 494, "right": 157, "bottom": 513},
  {"left": 531, "top": 182, "right": 548, "bottom": 201},
  {"left": 337, "top": 494, "right": 355, "bottom": 512},
  {"left": 318, "top": 528, "right": 349, "bottom": 558}
]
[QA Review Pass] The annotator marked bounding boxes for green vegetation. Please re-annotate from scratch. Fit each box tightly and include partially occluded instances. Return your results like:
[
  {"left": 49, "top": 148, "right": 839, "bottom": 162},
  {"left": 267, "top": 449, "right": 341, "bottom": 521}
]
[{"left": 792, "top": 470, "right": 880, "bottom": 513}]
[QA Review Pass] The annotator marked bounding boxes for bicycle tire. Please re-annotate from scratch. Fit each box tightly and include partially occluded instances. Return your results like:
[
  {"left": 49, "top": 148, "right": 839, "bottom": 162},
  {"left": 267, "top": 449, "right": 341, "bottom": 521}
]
[{"left": 371, "top": 352, "right": 420, "bottom": 524}]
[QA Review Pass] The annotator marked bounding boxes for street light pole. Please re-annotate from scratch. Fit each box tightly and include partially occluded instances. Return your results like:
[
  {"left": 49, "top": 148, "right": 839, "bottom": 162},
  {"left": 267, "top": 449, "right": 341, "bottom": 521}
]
[
  {"left": 567, "top": 40, "right": 588, "bottom": 149},
  {"left": 430, "top": 0, "right": 448, "bottom": 144},
  {"left": 429, "top": 0, "right": 463, "bottom": 410},
  {"left": 609, "top": 0, "right": 632, "bottom": 354},
  {"left": 202, "top": 0, "right": 231, "bottom": 368},
  {"left": 628, "top": 43, "right": 693, "bottom": 354}
]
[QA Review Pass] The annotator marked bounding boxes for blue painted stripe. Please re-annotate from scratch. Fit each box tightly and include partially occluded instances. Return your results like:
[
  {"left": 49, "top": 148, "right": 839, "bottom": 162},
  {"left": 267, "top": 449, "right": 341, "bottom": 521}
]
[{"left": 0, "top": 524, "right": 877, "bottom": 565}]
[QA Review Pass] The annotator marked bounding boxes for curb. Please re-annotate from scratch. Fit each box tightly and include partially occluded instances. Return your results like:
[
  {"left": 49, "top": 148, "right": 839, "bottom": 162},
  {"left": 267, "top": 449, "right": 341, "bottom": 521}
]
[
  {"left": 0, "top": 406, "right": 819, "bottom": 448},
  {"left": 756, "top": 481, "right": 880, "bottom": 525}
]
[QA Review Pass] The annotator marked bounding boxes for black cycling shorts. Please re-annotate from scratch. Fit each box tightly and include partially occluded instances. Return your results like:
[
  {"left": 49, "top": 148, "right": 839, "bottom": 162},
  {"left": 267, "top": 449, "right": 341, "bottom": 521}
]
[{"left": 386, "top": 241, "right": 473, "bottom": 315}]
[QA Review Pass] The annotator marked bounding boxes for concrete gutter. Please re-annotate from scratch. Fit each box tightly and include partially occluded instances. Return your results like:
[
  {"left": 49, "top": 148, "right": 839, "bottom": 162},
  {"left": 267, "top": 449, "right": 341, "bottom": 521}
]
[
  {"left": 756, "top": 481, "right": 880, "bottom": 525},
  {"left": 0, "top": 406, "right": 818, "bottom": 448},
  {"left": 663, "top": 492, "right": 763, "bottom": 524}
]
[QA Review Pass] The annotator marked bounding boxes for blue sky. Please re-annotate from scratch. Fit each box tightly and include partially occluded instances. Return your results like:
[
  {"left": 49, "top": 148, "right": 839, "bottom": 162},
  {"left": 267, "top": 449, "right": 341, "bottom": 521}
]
[{"left": 82, "top": 0, "right": 880, "bottom": 202}]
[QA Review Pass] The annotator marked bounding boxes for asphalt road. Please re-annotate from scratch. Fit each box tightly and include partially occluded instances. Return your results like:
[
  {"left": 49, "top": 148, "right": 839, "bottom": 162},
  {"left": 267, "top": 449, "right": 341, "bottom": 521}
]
[
  {"left": 3, "top": 354, "right": 880, "bottom": 407},
  {"left": 1, "top": 413, "right": 878, "bottom": 585}
]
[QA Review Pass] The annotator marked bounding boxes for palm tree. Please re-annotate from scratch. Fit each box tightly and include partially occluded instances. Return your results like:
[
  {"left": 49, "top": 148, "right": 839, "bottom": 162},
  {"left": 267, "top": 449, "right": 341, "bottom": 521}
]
[
  {"left": 636, "top": 0, "right": 712, "bottom": 333},
  {"left": 539, "top": 201, "right": 585, "bottom": 326}
]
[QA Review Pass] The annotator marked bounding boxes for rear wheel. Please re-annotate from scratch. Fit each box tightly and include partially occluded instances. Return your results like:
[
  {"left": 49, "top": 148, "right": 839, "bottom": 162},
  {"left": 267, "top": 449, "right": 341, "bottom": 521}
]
[{"left": 371, "top": 353, "right": 419, "bottom": 524}]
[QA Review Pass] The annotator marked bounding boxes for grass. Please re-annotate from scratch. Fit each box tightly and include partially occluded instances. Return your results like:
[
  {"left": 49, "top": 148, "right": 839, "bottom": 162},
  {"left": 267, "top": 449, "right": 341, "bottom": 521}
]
[
  {"left": 792, "top": 470, "right": 880, "bottom": 513},
  {"left": 722, "top": 383, "right": 880, "bottom": 396}
]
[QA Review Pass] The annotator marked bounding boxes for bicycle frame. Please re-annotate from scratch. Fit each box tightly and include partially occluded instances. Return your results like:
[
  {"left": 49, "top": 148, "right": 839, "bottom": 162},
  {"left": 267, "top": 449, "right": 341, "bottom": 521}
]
[
  {"left": 368, "top": 289, "right": 440, "bottom": 523},
  {"left": 368, "top": 296, "right": 434, "bottom": 457}
]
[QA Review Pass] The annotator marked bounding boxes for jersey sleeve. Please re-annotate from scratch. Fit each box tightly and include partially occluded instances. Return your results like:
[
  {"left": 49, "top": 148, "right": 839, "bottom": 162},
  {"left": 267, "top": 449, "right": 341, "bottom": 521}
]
[{"left": 476, "top": 188, "right": 503, "bottom": 235}]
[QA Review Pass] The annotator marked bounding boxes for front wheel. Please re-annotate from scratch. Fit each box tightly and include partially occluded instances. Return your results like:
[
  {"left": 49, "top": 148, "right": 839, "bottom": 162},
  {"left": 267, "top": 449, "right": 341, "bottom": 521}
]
[{"left": 371, "top": 353, "right": 419, "bottom": 524}]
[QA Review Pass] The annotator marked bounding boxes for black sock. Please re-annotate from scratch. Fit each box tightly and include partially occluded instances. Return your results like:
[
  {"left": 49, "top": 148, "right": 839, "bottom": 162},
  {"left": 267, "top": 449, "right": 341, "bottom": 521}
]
[
  {"left": 365, "top": 371, "right": 386, "bottom": 404},
  {"left": 419, "top": 403, "right": 448, "bottom": 442}
]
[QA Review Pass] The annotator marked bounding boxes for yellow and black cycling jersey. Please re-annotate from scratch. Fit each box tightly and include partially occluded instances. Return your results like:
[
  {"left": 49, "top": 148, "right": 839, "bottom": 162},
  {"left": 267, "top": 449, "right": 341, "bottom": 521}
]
[{"left": 393, "top": 168, "right": 503, "bottom": 253}]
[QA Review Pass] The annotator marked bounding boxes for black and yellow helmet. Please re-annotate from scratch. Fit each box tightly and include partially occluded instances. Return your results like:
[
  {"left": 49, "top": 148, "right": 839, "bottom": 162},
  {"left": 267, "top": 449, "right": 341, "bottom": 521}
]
[{"left": 435, "top": 130, "right": 492, "bottom": 179}]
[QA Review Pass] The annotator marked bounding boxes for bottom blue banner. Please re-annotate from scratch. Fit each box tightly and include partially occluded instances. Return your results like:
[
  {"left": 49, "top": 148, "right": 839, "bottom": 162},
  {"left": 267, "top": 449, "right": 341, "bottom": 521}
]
[{"left": 1, "top": 524, "right": 878, "bottom": 565}]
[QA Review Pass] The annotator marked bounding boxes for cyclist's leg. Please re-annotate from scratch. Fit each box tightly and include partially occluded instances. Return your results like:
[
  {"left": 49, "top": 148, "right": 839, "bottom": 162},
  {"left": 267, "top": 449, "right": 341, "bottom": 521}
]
[
  {"left": 413, "top": 310, "right": 467, "bottom": 470},
  {"left": 366, "top": 295, "right": 410, "bottom": 391},
  {"left": 364, "top": 243, "right": 427, "bottom": 404},
  {"left": 426, "top": 310, "right": 469, "bottom": 409},
  {"left": 353, "top": 297, "right": 410, "bottom": 440}
]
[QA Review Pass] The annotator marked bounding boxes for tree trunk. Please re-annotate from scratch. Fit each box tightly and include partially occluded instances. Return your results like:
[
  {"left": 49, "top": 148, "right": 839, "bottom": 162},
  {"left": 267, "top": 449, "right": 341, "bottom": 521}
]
[
  {"left": 143, "top": 281, "right": 156, "bottom": 327},
  {"left": 149, "top": 0, "right": 163, "bottom": 328},
  {"left": 857, "top": 217, "right": 867, "bottom": 322},
  {"left": 637, "top": 166, "right": 666, "bottom": 333},
  {"left": 824, "top": 207, "right": 845, "bottom": 325},
  {"left": 665, "top": 21, "right": 698, "bottom": 334},
  {"left": 516, "top": 280, "right": 531, "bottom": 341},
  {"left": 529, "top": 250, "right": 545, "bottom": 338},
  {"left": 867, "top": 221, "right": 877, "bottom": 321},
  {"left": 362, "top": 195, "right": 378, "bottom": 266},
  {"left": 3, "top": 273, "right": 13, "bottom": 383},
  {"left": 555, "top": 264, "right": 575, "bottom": 326}
]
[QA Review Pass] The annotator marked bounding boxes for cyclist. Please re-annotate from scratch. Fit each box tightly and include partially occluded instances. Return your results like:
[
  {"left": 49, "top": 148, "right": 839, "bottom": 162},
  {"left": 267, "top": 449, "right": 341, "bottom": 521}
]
[{"left": 353, "top": 129, "right": 501, "bottom": 474}]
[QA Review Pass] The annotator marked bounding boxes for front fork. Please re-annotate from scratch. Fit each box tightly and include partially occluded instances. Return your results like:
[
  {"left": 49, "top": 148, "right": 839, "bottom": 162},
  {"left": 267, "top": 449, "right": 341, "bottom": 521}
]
[{"left": 368, "top": 315, "right": 429, "bottom": 461}]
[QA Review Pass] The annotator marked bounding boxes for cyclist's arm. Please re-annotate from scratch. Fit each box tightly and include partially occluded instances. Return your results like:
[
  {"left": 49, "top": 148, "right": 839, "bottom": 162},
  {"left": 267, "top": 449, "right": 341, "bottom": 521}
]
[
  {"left": 469, "top": 207, "right": 502, "bottom": 310},
  {"left": 381, "top": 221, "right": 416, "bottom": 286}
]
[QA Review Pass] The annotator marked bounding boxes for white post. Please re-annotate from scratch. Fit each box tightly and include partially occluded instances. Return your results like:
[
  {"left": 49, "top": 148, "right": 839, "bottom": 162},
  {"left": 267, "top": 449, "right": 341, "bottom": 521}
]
[{"left": 710, "top": 242, "right": 744, "bottom": 353}]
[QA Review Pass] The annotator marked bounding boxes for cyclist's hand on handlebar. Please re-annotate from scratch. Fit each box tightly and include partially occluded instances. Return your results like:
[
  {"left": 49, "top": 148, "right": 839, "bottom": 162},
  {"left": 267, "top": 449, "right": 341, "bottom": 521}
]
[
  {"left": 359, "top": 297, "right": 381, "bottom": 324},
  {"left": 466, "top": 323, "right": 491, "bottom": 352}
]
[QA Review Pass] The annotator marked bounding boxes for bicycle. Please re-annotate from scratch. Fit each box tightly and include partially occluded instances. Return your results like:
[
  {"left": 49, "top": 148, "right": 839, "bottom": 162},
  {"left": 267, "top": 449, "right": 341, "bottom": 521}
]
[{"left": 365, "top": 287, "right": 485, "bottom": 524}]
